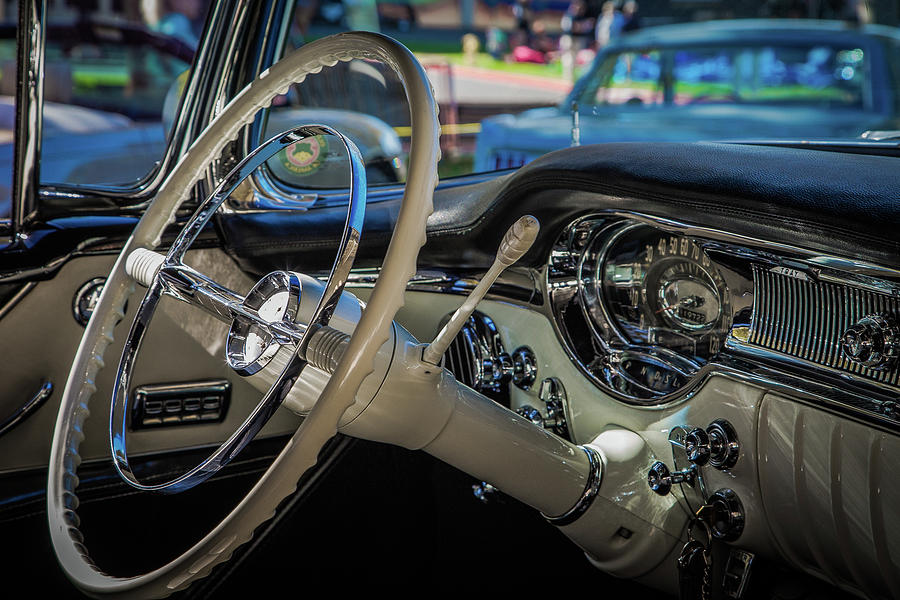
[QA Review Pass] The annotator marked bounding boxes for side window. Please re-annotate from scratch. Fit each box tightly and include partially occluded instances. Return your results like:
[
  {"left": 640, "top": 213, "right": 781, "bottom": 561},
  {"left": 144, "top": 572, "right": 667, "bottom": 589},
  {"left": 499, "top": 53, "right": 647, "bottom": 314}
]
[
  {"left": 672, "top": 46, "right": 866, "bottom": 107},
  {"left": 38, "top": 23, "right": 195, "bottom": 188},
  {"left": 672, "top": 49, "right": 736, "bottom": 104}
]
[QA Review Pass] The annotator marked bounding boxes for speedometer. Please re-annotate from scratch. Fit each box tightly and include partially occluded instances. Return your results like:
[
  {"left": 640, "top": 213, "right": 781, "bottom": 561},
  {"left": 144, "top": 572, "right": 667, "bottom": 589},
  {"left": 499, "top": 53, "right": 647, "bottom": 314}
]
[{"left": 596, "top": 225, "right": 730, "bottom": 362}]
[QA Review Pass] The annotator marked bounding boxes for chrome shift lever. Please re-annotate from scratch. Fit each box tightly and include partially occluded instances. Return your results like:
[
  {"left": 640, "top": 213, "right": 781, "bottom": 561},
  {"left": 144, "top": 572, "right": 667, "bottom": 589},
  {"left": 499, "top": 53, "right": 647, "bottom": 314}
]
[{"left": 422, "top": 215, "right": 540, "bottom": 365}]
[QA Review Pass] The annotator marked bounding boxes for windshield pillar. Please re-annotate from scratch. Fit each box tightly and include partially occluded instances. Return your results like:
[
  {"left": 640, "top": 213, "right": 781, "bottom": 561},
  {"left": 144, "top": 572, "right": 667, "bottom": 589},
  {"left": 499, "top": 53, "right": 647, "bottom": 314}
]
[{"left": 11, "top": 0, "right": 46, "bottom": 232}]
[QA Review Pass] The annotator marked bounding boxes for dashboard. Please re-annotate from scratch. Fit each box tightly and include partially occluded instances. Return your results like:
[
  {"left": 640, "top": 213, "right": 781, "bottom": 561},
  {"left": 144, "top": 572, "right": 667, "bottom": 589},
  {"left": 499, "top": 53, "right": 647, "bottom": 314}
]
[
  {"left": 222, "top": 141, "right": 900, "bottom": 598},
  {"left": 393, "top": 210, "right": 900, "bottom": 599}
]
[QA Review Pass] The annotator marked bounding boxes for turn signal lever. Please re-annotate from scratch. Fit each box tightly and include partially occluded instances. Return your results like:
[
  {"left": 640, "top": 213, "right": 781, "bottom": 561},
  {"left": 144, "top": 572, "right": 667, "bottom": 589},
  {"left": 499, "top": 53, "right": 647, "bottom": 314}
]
[{"left": 422, "top": 215, "right": 540, "bottom": 366}]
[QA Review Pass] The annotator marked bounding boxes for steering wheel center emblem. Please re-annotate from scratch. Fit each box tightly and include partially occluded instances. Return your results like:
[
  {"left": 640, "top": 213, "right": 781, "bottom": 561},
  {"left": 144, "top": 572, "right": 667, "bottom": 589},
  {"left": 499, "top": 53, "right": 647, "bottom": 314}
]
[{"left": 225, "top": 271, "right": 303, "bottom": 376}]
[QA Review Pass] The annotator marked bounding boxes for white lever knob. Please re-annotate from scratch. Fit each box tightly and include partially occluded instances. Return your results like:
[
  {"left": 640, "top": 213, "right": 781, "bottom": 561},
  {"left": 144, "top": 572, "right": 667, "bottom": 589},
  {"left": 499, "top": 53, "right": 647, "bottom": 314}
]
[
  {"left": 125, "top": 248, "right": 166, "bottom": 288},
  {"left": 496, "top": 214, "right": 540, "bottom": 267},
  {"left": 422, "top": 215, "right": 540, "bottom": 365}
]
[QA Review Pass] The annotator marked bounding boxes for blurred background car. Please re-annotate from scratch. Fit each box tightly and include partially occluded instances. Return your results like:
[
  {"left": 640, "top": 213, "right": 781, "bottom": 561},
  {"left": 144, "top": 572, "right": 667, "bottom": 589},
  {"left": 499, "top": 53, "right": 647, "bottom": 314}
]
[{"left": 474, "top": 19, "right": 900, "bottom": 171}]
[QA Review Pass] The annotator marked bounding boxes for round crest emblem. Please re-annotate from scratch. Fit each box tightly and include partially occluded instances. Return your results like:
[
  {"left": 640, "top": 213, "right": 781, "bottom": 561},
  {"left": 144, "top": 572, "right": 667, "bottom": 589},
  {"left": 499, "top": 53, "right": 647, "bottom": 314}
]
[{"left": 279, "top": 135, "right": 328, "bottom": 175}]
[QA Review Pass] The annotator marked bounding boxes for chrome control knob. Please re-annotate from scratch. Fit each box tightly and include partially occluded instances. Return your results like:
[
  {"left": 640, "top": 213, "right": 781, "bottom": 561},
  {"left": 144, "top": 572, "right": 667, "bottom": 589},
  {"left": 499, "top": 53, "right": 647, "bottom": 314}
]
[
  {"left": 708, "top": 489, "right": 745, "bottom": 541},
  {"left": 685, "top": 419, "right": 740, "bottom": 470},
  {"left": 841, "top": 314, "right": 900, "bottom": 370},
  {"left": 511, "top": 346, "right": 537, "bottom": 389},
  {"left": 684, "top": 427, "right": 712, "bottom": 466},
  {"left": 647, "top": 461, "right": 694, "bottom": 496}
]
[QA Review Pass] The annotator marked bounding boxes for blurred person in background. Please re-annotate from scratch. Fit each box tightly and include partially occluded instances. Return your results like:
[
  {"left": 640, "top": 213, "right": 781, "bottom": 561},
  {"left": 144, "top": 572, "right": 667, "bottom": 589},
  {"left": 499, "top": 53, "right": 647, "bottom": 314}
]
[
  {"left": 560, "top": 0, "right": 595, "bottom": 79},
  {"left": 595, "top": 1, "right": 623, "bottom": 49},
  {"left": 621, "top": 1, "right": 640, "bottom": 32},
  {"left": 144, "top": 0, "right": 205, "bottom": 48},
  {"left": 513, "top": 0, "right": 535, "bottom": 41}
]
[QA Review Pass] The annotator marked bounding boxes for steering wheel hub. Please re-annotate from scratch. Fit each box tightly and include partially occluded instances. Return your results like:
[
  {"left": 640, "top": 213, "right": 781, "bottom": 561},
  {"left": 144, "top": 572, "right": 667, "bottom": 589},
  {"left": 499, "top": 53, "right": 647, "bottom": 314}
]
[{"left": 226, "top": 271, "right": 302, "bottom": 376}]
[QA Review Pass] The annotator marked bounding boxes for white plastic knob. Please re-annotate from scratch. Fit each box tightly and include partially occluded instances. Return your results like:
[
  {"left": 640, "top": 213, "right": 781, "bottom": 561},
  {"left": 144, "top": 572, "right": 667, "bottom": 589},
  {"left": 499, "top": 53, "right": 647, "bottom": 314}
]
[
  {"left": 125, "top": 248, "right": 166, "bottom": 288},
  {"left": 496, "top": 214, "right": 540, "bottom": 267}
]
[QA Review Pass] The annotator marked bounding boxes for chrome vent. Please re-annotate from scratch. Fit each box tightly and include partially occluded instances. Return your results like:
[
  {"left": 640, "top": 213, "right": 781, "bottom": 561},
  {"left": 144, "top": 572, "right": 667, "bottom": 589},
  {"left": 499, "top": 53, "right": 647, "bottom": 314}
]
[
  {"left": 444, "top": 319, "right": 479, "bottom": 389},
  {"left": 748, "top": 265, "right": 900, "bottom": 389},
  {"left": 442, "top": 311, "right": 510, "bottom": 406}
]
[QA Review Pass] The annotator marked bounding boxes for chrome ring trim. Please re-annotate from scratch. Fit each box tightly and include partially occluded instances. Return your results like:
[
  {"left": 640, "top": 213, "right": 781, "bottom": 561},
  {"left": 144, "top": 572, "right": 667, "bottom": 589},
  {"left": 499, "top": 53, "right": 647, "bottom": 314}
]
[
  {"left": 542, "top": 445, "right": 603, "bottom": 526},
  {"left": 109, "top": 124, "right": 366, "bottom": 493}
]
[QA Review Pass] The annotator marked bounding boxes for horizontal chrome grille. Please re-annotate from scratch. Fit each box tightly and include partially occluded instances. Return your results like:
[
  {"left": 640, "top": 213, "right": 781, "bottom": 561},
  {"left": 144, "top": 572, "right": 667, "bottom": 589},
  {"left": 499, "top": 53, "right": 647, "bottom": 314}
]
[{"left": 748, "top": 265, "right": 900, "bottom": 389}]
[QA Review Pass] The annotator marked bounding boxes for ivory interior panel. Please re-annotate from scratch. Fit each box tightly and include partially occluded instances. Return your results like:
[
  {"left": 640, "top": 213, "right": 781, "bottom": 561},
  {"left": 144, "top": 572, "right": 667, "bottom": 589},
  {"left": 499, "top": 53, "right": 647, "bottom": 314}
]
[{"left": 758, "top": 394, "right": 900, "bottom": 599}]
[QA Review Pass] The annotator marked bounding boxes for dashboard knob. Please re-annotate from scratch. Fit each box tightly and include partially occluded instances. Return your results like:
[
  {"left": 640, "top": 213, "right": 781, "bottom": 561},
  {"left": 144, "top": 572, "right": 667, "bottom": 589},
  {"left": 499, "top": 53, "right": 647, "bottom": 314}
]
[
  {"left": 708, "top": 489, "right": 745, "bottom": 542},
  {"left": 647, "top": 461, "right": 694, "bottom": 496},
  {"left": 684, "top": 419, "right": 740, "bottom": 470},
  {"left": 841, "top": 314, "right": 900, "bottom": 370},
  {"left": 684, "top": 427, "right": 712, "bottom": 466},
  {"left": 511, "top": 346, "right": 537, "bottom": 389}
]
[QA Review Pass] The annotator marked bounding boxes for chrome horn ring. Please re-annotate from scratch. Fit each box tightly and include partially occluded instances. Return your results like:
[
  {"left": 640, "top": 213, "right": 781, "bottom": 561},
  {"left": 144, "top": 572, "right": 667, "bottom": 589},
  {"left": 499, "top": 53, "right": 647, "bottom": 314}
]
[{"left": 109, "top": 124, "right": 365, "bottom": 494}]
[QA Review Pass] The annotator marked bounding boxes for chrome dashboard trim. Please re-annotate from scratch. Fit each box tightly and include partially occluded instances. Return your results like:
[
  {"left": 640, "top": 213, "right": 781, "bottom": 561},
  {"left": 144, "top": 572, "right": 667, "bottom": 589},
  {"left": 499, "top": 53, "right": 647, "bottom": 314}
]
[
  {"left": 545, "top": 211, "right": 900, "bottom": 425},
  {"left": 339, "top": 207, "right": 900, "bottom": 429},
  {"left": 542, "top": 445, "right": 602, "bottom": 526},
  {"left": 615, "top": 211, "right": 900, "bottom": 286},
  {"left": 0, "top": 380, "right": 52, "bottom": 440}
]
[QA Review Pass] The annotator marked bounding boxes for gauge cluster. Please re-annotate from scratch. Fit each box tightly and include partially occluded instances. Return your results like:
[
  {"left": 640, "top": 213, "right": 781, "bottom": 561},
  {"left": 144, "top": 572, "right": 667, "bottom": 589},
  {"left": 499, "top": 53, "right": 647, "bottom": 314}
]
[
  {"left": 549, "top": 217, "right": 753, "bottom": 403},
  {"left": 548, "top": 215, "right": 900, "bottom": 410}
]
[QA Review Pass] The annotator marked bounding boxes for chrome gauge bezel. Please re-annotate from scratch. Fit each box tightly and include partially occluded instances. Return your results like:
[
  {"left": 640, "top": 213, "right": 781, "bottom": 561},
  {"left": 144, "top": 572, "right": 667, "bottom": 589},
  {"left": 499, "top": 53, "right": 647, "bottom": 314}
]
[
  {"left": 573, "top": 221, "right": 733, "bottom": 402},
  {"left": 546, "top": 211, "right": 900, "bottom": 417}
]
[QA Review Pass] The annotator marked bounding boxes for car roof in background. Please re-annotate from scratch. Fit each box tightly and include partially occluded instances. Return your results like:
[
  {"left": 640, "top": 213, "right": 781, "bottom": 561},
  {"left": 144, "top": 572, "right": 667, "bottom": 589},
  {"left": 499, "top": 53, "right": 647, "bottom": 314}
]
[
  {"left": 0, "top": 19, "right": 195, "bottom": 62},
  {"left": 605, "top": 18, "right": 900, "bottom": 51}
]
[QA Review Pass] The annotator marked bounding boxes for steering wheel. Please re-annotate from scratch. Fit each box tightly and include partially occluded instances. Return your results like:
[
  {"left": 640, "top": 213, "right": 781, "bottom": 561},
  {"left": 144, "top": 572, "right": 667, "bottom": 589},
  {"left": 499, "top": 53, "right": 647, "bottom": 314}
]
[{"left": 47, "top": 32, "right": 440, "bottom": 599}]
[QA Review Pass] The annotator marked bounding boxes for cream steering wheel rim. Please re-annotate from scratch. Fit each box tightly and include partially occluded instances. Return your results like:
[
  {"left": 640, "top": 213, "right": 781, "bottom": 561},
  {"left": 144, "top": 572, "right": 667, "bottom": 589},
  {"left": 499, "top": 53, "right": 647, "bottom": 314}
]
[{"left": 47, "top": 32, "right": 440, "bottom": 599}]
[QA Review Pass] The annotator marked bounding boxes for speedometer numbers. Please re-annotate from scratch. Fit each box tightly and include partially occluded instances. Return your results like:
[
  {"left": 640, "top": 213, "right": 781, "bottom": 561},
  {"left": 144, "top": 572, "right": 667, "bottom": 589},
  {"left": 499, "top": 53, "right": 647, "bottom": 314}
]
[{"left": 599, "top": 227, "right": 731, "bottom": 379}]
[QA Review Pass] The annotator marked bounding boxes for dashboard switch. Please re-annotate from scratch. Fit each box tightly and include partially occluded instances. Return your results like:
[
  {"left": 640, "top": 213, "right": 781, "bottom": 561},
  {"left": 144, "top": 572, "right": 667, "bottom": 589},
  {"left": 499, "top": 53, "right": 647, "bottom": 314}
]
[
  {"left": 538, "top": 377, "right": 569, "bottom": 439},
  {"left": 647, "top": 461, "right": 695, "bottom": 496},
  {"left": 841, "top": 314, "right": 900, "bottom": 370},
  {"left": 685, "top": 419, "right": 739, "bottom": 469},
  {"left": 516, "top": 377, "right": 570, "bottom": 440}
]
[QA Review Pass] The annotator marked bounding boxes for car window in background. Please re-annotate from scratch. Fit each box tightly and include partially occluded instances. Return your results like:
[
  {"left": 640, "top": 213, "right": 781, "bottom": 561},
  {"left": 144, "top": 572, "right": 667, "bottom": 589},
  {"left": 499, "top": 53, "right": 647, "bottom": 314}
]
[
  {"left": 0, "top": 4, "right": 205, "bottom": 215},
  {"left": 34, "top": 22, "right": 195, "bottom": 188},
  {"left": 594, "top": 51, "right": 662, "bottom": 105},
  {"left": 672, "top": 45, "right": 866, "bottom": 106},
  {"left": 584, "top": 43, "right": 868, "bottom": 108}
]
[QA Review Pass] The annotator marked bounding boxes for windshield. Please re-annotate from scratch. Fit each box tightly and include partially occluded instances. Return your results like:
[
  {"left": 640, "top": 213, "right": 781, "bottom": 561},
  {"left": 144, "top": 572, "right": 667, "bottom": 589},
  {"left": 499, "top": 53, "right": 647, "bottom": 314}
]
[
  {"left": 8, "top": 1, "right": 900, "bottom": 208},
  {"left": 273, "top": 2, "right": 900, "bottom": 184}
]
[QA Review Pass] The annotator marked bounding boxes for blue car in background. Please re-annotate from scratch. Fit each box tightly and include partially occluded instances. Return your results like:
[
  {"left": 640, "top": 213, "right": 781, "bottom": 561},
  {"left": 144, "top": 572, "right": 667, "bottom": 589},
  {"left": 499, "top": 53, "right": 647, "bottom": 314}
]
[{"left": 474, "top": 19, "right": 900, "bottom": 171}]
